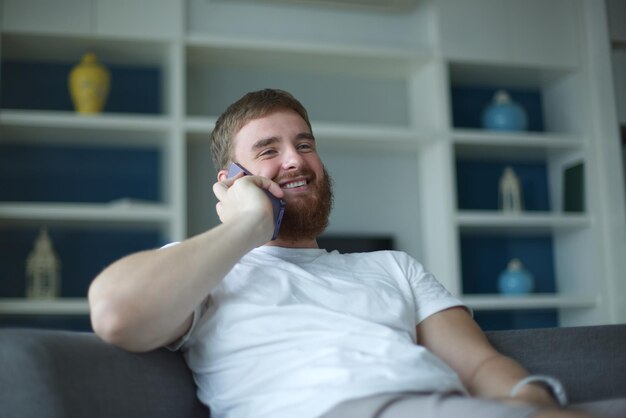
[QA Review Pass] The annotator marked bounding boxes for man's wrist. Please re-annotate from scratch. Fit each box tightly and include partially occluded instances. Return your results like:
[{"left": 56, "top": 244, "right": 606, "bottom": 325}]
[{"left": 510, "top": 375, "right": 568, "bottom": 408}]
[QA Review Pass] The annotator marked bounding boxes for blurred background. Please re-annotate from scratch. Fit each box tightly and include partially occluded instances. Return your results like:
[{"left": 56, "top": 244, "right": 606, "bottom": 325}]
[{"left": 0, "top": 0, "right": 625, "bottom": 331}]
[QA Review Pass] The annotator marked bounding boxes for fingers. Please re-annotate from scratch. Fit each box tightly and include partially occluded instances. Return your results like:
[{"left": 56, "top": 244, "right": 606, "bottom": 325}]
[
  {"left": 213, "top": 173, "right": 284, "bottom": 201},
  {"left": 215, "top": 201, "right": 225, "bottom": 223},
  {"left": 212, "top": 180, "right": 228, "bottom": 201},
  {"left": 212, "top": 172, "right": 243, "bottom": 201},
  {"left": 211, "top": 173, "right": 283, "bottom": 227},
  {"left": 254, "top": 176, "right": 285, "bottom": 200}
]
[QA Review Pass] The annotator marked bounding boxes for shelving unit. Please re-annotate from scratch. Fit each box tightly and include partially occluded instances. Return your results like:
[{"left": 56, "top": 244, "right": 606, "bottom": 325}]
[
  {"left": 182, "top": 12, "right": 438, "bottom": 248},
  {"left": 448, "top": 87, "right": 594, "bottom": 327},
  {"left": 0, "top": 17, "right": 184, "bottom": 327},
  {"left": 420, "top": 0, "right": 625, "bottom": 328},
  {"left": 0, "top": 108, "right": 178, "bottom": 230},
  {"left": 1, "top": 0, "right": 624, "bottom": 331}
]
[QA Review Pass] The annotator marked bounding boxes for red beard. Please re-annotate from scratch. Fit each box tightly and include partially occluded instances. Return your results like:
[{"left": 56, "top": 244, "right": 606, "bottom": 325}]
[{"left": 275, "top": 166, "right": 333, "bottom": 242}]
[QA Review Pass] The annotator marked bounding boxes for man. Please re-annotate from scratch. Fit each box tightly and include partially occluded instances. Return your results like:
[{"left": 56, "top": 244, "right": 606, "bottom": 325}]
[{"left": 89, "top": 89, "right": 612, "bottom": 418}]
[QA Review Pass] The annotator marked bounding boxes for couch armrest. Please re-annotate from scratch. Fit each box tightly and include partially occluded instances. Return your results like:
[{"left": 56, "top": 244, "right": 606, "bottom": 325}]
[
  {"left": 0, "top": 328, "right": 208, "bottom": 418},
  {"left": 486, "top": 324, "right": 626, "bottom": 404}
]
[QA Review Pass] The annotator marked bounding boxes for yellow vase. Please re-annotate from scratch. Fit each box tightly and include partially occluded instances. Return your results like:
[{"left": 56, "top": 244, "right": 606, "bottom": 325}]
[{"left": 68, "top": 52, "right": 110, "bottom": 114}]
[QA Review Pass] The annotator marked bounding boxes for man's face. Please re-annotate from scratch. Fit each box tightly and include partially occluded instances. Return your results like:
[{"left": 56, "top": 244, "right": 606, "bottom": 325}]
[{"left": 226, "top": 108, "right": 333, "bottom": 241}]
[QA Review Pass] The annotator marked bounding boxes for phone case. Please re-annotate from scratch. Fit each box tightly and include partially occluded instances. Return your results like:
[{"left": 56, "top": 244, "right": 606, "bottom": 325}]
[{"left": 227, "top": 162, "right": 285, "bottom": 240}]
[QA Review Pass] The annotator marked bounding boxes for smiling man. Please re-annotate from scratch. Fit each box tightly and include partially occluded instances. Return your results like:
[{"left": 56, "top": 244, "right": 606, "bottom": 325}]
[
  {"left": 89, "top": 89, "right": 618, "bottom": 418},
  {"left": 216, "top": 106, "right": 333, "bottom": 247}
]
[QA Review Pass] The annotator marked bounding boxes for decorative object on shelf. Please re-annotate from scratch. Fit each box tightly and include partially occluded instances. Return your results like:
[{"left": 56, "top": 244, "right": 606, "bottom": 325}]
[
  {"left": 499, "top": 166, "right": 524, "bottom": 212},
  {"left": 25, "top": 228, "right": 61, "bottom": 299},
  {"left": 498, "top": 258, "right": 535, "bottom": 295},
  {"left": 68, "top": 52, "right": 110, "bottom": 114},
  {"left": 481, "top": 89, "right": 528, "bottom": 131}
]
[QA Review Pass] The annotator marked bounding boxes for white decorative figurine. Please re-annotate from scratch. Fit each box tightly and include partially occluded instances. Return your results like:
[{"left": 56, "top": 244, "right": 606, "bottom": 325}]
[
  {"left": 499, "top": 166, "right": 524, "bottom": 212},
  {"left": 25, "top": 228, "right": 61, "bottom": 299}
]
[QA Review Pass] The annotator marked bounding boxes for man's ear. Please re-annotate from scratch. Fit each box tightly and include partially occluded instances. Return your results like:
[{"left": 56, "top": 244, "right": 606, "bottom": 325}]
[{"left": 217, "top": 169, "right": 228, "bottom": 182}]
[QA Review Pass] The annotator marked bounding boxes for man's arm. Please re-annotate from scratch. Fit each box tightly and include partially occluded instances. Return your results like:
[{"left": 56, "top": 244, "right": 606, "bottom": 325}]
[
  {"left": 416, "top": 307, "right": 558, "bottom": 408},
  {"left": 88, "top": 174, "right": 282, "bottom": 352}
]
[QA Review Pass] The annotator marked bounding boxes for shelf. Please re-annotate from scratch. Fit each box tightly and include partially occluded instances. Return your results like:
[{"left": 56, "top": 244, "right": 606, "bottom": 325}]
[
  {"left": 0, "top": 298, "right": 89, "bottom": 315},
  {"left": 314, "top": 122, "right": 424, "bottom": 150},
  {"left": 0, "top": 202, "right": 172, "bottom": 226},
  {"left": 0, "top": 110, "right": 171, "bottom": 131},
  {"left": 448, "top": 61, "right": 576, "bottom": 88},
  {"left": 185, "top": 116, "right": 217, "bottom": 134},
  {"left": 186, "top": 34, "right": 430, "bottom": 78},
  {"left": 453, "top": 129, "right": 584, "bottom": 160},
  {"left": 462, "top": 294, "right": 597, "bottom": 311},
  {"left": 0, "top": 110, "right": 171, "bottom": 147},
  {"left": 452, "top": 129, "right": 583, "bottom": 147},
  {"left": 185, "top": 37, "right": 420, "bottom": 126},
  {"left": 456, "top": 211, "right": 590, "bottom": 234},
  {"left": 1, "top": 32, "right": 168, "bottom": 66}
]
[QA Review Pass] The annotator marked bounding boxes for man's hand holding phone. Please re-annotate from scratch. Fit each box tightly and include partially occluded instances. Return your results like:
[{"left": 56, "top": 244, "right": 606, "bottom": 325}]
[{"left": 212, "top": 163, "right": 285, "bottom": 241}]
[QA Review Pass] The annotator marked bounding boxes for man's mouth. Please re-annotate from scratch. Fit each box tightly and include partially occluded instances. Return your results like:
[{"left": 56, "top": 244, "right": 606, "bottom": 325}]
[{"left": 281, "top": 179, "right": 307, "bottom": 189}]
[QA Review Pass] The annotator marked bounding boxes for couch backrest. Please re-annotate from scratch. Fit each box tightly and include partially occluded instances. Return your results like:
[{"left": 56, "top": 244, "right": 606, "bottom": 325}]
[
  {"left": 486, "top": 324, "right": 626, "bottom": 403},
  {"left": 0, "top": 328, "right": 208, "bottom": 418},
  {"left": 2, "top": 324, "right": 625, "bottom": 418}
]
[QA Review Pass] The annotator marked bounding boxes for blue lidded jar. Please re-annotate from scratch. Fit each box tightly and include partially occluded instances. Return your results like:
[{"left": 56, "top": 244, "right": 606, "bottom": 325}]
[
  {"left": 498, "top": 258, "right": 534, "bottom": 295},
  {"left": 482, "top": 90, "right": 528, "bottom": 132}
]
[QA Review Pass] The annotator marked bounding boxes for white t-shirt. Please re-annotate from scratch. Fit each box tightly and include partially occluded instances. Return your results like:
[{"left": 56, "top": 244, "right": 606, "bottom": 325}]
[{"left": 176, "top": 246, "right": 466, "bottom": 418}]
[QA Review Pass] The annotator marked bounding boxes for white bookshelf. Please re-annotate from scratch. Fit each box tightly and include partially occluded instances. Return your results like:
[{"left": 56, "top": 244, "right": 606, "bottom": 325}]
[
  {"left": 421, "top": 0, "right": 625, "bottom": 327},
  {"left": 0, "top": 0, "right": 624, "bottom": 328}
]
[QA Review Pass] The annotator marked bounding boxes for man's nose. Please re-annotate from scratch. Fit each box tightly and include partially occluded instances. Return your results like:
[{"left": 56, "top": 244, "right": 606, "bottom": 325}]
[{"left": 281, "top": 146, "right": 304, "bottom": 170}]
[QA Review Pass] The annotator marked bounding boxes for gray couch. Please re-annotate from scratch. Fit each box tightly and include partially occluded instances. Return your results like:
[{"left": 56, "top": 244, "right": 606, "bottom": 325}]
[{"left": 1, "top": 324, "right": 625, "bottom": 418}]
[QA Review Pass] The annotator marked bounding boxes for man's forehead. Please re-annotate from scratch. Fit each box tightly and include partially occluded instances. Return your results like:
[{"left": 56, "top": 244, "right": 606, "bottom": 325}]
[
  {"left": 240, "top": 108, "right": 306, "bottom": 130},
  {"left": 233, "top": 111, "right": 310, "bottom": 147}
]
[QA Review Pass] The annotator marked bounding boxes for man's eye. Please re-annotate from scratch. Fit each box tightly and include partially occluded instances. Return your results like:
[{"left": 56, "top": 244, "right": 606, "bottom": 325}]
[
  {"left": 298, "top": 143, "right": 314, "bottom": 151},
  {"left": 259, "top": 149, "right": 277, "bottom": 157}
]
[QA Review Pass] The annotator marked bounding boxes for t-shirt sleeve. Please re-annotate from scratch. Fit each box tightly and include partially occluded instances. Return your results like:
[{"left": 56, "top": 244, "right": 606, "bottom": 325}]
[
  {"left": 166, "top": 296, "right": 209, "bottom": 351},
  {"left": 397, "top": 252, "right": 468, "bottom": 324}
]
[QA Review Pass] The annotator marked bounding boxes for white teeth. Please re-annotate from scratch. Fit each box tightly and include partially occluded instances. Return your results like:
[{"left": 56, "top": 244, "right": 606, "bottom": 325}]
[{"left": 283, "top": 180, "right": 307, "bottom": 189}]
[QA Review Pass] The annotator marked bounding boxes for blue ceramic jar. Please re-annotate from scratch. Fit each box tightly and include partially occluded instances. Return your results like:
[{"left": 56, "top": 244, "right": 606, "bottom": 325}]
[
  {"left": 482, "top": 90, "right": 528, "bottom": 131},
  {"left": 498, "top": 259, "right": 534, "bottom": 295}
]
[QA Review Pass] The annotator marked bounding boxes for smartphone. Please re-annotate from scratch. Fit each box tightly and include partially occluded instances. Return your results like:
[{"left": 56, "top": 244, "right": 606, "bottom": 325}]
[{"left": 227, "top": 162, "right": 285, "bottom": 241}]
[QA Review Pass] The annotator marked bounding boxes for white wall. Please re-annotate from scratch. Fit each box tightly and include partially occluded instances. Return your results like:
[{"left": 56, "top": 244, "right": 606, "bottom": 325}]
[{"left": 321, "top": 150, "right": 422, "bottom": 259}]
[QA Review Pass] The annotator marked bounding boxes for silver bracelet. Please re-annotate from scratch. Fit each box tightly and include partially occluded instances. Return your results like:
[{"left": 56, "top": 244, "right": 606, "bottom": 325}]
[{"left": 510, "top": 375, "right": 568, "bottom": 407}]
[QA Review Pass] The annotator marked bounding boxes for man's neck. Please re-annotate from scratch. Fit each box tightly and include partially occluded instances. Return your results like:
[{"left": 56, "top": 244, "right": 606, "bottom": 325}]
[{"left": 264, "top": 237, "right": 319, "bottom": 249}]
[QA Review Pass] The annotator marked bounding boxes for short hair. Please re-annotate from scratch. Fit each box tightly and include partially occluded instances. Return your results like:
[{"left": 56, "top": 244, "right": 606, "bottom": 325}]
[{"left": 210, "top": 89, "right": 312, "bottom": 170}]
